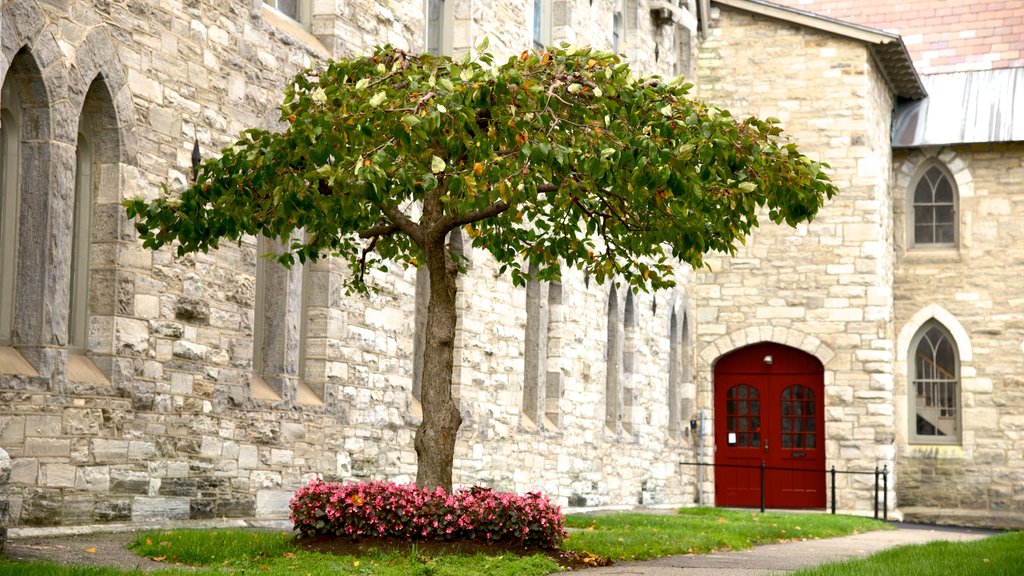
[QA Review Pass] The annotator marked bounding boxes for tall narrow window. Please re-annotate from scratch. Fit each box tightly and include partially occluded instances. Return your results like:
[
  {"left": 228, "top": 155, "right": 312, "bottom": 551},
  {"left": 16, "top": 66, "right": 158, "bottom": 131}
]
[
  {"left": 252, "top": 237, "right": 318, "bottom": 405},
  {"left": 612, "top": 9, "right": 623, "bottom": 53},
  {"left": 412, "top": 264, "right": 430, "bottom": 403},
  {"left": 668, "top": 309, "right": 681, "bottom": 437},
  {"left": 523, "top": 263, "right": 546, "bottom": 425},
  {"left": 426, "top": 0, "right": 454, "bottom": 56},
  {"left": 544, "top": 281, "right": 563, "bottom": 427},
  {"left": 910, "top": 322, "right": 961, "bottom": 443},
  {"left": 912, "top": 164, "right": 957, "bottom": 247},
  {"left": 69, "top": 132, "right": 93, "bottom": 350},
  {"left": 605, "top": 287, "right": 622, "bottom": 431},
  {"left": 622, "top": 291, "right": 636, "bottom": 433},
  {"left": 532, "top": 0, "right": 552, "bottom": 50},
  {"left": 0, "top": 82, "right": 20, "bottom": 345}
]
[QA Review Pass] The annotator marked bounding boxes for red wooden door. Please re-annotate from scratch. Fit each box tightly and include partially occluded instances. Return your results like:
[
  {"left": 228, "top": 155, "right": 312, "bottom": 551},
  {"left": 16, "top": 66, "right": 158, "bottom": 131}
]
[{"left": 714, "top": 343, "right": 825, "bottom": 509}]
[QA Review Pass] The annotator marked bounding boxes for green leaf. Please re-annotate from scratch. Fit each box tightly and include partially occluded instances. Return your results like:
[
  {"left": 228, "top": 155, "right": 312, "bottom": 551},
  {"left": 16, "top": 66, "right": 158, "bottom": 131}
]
[
  {"left": 369, "top": 91, "right": 387, "bottom": 107},
  {"left": 401, "top": 114, "right": 420, "bottom": 127},
  {"left": 431, "top": 155, "right": 446, "bottom": 173}
]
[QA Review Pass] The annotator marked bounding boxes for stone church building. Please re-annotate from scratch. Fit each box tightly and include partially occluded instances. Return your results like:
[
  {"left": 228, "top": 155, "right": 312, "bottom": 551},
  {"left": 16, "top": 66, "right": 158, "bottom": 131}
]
[{"left": 1, "top": 0, "right": 1021, "bottom": 529}]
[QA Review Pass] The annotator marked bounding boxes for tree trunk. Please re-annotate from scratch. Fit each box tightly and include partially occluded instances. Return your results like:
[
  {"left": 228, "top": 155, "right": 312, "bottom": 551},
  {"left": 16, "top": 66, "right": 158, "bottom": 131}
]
[{"left": 413, "top": 234, "right": 462, "bottom": 492}]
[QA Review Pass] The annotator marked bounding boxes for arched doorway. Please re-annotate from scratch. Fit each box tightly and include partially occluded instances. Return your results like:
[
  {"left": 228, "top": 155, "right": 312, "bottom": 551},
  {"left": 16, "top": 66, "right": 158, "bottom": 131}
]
[{"left": 714, "top": 342, "right": 825, "bottom": 508}]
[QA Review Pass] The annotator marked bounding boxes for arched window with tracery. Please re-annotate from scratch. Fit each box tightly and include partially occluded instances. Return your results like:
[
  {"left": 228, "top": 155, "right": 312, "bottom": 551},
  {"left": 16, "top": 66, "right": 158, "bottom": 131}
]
[
  {"left": 912, "top": 164, "right": 957, "bottom": 247},
  {"left": 910, "top": 321, "right": 961, "bottom": 443}
]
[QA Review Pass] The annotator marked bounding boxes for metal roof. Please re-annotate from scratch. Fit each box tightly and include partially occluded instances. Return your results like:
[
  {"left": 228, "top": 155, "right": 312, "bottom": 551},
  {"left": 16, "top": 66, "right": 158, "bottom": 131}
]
[
  {"left": 893, "top": 68, "right": 1024, "bottom": 148},
  {"left": 713, "top": 0, "right": 926, "bottom": 100}
]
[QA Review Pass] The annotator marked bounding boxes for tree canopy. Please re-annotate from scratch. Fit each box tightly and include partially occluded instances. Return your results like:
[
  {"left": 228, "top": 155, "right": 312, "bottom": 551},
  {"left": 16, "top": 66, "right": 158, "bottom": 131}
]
[
  {"left": 127, "top": 41, "right": 836, "bottom": 293},
  {"left": 126, "top": 42, "right": 838, "bottom": 491}
]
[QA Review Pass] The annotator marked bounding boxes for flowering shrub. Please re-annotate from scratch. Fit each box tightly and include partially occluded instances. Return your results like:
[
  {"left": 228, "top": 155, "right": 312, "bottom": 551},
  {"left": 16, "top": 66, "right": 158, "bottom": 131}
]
[{"left": 289, "top": 479, "right": 566, "bottom": 549}]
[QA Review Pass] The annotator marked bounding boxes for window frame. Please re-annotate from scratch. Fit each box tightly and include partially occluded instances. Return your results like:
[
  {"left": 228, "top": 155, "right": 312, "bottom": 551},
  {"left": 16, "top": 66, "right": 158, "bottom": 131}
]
[
  {"left": 909, "top": 321, "right": 962, "bottom": 445},
  {"left": 532, "top": 0, "right": 552, "bottom": 50},
  {"left": 0, "top": 86, "right": 21, "bottom": 345},
  {"left": 910, "top": 162, "right": 959, "bottom": 250},
  {"left": 426, "top": 0, "right": 455, "bottom": 56},
  {"left": 263, "top": 0, "right": 311, "bottom": 27},
  {"left": 612, "top": 9, "right": 623, "bottom": 53},
  {"left": 69, "top": 131, "right": 93, "bottom": 352}
]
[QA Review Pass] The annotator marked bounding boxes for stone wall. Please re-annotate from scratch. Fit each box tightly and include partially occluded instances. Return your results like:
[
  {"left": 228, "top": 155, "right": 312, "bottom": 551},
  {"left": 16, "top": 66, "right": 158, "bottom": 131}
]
[
  {"left": 0, "top": 0, "right": 700, "bottom": 527},
  {"left": 694, "top": 5, "right": 897, "bottom": 514},
  {"left": 893, "top": 143, "right": 1024, "bottom": 524}
]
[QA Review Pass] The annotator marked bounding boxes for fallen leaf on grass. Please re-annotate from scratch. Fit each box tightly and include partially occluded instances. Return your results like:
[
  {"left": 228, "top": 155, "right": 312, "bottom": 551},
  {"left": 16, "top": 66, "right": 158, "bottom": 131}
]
[
  {"left": 283, "top": 552, "right": 295, "bottom": 558},
  {"left": 85, "top": 548, "right": 97, "bottom": 554},
  {"left": 150, "top": 556, "right": 166, "bottom": 562}
]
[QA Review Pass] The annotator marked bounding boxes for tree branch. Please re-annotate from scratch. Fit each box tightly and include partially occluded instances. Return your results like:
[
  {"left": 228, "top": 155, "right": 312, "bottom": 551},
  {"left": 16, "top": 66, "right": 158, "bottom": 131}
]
[
  {"left": 381, "top": 204, "right": 424, "bottom": 246},
  {"left": 355, "top": 220, "right": 401, "bottom": 285},
  {"left": 358, "top": 220, "right": 400, "bottom": 239},
  {"left": 445, "top": 200, "right": 511, "bottom": 230}
]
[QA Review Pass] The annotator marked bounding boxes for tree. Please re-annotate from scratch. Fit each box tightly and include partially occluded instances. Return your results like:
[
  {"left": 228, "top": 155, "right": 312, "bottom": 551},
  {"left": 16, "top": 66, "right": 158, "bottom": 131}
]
[{"left": 126, "top": 42, "right": 837, "bottom": 492}]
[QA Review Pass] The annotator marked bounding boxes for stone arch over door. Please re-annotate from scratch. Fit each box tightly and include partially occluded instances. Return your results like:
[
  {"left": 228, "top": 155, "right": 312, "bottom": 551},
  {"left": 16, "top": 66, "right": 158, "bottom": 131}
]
[{"left": 700, "top": 326, "right": 835, "bottom": 370}]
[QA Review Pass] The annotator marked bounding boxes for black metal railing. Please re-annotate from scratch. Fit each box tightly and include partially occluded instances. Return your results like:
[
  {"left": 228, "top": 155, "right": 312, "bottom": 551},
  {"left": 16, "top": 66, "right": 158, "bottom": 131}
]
[{"left": 680, "top": 461, "right": 889, "bottom": 520}]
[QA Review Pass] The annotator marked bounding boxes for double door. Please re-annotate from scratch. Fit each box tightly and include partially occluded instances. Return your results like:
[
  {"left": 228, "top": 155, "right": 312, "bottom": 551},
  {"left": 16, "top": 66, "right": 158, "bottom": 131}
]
[{"left": 714, "top": 343, "right": 825, "bottom": 509}]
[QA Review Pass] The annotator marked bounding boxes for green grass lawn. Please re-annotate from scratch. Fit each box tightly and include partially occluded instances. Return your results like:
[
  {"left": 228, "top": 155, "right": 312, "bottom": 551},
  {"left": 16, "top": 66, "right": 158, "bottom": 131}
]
[
  {"left": 0, "top": 508, "right": 891, "bottom": 576},
  {"left": 791, "top": 530, "right": 1024, "bottom": 576},
  {"left": 562, "top": 507, "right": 890, "bottom": 560}
]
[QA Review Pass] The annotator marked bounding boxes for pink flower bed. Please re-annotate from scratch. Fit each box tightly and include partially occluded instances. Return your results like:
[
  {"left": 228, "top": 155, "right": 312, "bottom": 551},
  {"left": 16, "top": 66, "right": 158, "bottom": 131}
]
[{"left": 289, "top": 479, "right": 566, "bottom": 549}]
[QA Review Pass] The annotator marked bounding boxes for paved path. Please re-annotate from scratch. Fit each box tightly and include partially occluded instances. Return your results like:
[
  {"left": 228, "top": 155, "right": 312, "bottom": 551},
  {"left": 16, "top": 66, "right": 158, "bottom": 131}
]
[{"left": 564, "top": 523, "right": 997, "bottom": 575}]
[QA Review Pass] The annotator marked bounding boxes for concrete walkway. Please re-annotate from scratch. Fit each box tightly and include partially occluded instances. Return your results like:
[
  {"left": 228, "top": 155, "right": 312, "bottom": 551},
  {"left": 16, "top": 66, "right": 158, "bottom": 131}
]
[{"left": 564, "top": 523, "right": 997, "bottom": 575}]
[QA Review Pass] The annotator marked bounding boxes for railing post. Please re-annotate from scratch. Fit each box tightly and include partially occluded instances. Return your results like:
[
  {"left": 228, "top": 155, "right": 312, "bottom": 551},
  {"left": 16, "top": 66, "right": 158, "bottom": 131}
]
[
  {"left": 882, "top": 465, "right": 889, "bottom": 522},
  {"left": 760, "top": 461, "right": 766, "bottom": 513},
  {"left": 830, "top": 465, "right": 836, "bottom": 515},
  {"left": 873, "top": 466, "right": 880, "bottom": 520}
]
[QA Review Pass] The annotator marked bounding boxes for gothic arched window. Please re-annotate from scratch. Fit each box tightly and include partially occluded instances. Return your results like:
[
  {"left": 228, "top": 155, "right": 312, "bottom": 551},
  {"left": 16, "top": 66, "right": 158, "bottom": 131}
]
[
  {"left": 912, "top": 164, "right": 957, "bottom": 247},
  {"left": 910, "top": 322, "right": 961, "bottom": 443}
]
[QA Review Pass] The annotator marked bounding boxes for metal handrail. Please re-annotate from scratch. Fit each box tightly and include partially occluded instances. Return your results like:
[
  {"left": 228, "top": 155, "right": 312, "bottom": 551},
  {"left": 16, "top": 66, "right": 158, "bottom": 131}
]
[{"left": 679, "top": 460, "right": 889, "bottom": 520}]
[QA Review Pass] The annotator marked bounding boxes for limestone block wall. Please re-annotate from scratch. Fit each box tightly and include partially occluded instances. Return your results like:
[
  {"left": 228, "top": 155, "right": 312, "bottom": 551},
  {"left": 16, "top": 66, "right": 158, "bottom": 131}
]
[
  {"left": 0, "top": 0, "right": 701, "bottom": 527},
  {"left": 693, "top": 6, "right": 897, "bottom": 514},
  {"left": 893, "top": 143, "right": 1024, "bottom": 526}
]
